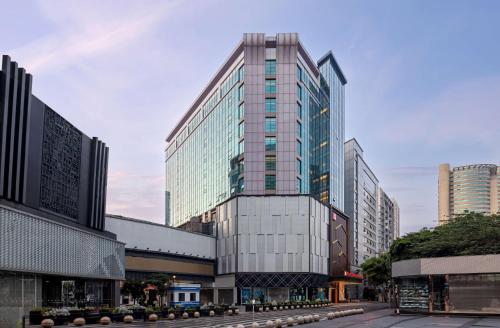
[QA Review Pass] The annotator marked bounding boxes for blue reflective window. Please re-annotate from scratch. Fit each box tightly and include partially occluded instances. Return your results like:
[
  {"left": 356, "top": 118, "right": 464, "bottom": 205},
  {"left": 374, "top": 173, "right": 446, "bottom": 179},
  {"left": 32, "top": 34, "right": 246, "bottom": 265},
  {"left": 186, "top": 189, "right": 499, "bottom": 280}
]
[
  {"left": 297, "top": 84, "right": 302, "bottom": 101},
  {"left": 238, "top": 103, "right": 244, "bottom": 119},
  {"left": 265, "top": 137, "right": 276, "bottom": 151},
  {"left": 297, "top": 65, "right": 302, "bottom": 81},
  {"left": 238, "top": 178, "right": 245, "bottom": 192},
  {"left": 239, "top": 140, "right": 244, "bottom": 154},
  {"left": 265, "top": 155, "right": 276, "bottom": 171},
  {"left": 265, "top": 80, "right": 276, "bottom": 94},
  {"left": 265, "top": 98, "right": 276, "bottom": 113},
  {"left": 265, "top": 60, "right": 276, "bottom": 76},
  {"left": 265, "top": 175, "right": 276, "bottom": 190},
  {"left": 297, "top": 159, "right": 302, "bottom": 175},
  {"left": 296, "top": 140, "right": 302, "bottom": 156},
  {"left": 297, "top": 102, "right": 302, "bottom": 119},
  {"left": 296, "top": 121, "right": 302, "bottom": 138},
  {"left": 238, "top": 65, "right": 245, "bottom": 81},
  {"left": 265, "top": 117, "right": 276, "bottom": 133},
  {"left": 296, "top": 177, "right": 302, "bottom": 193},
  {"left": 239, "top": 122, "right": 244, "bottom": 138},
  {"left": 239, "top": 85, "right": 244, "bottom": 101}
]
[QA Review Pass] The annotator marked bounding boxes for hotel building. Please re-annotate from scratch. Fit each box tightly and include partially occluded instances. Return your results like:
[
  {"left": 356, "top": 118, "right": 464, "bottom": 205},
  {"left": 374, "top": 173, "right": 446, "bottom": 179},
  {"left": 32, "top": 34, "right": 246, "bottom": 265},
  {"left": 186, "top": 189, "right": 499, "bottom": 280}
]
[
  {"left": 165, "top": 33, "right": 354, "bottom": 304},
  {"left": 438, "top": 163, "right": 499, "bottom": 224}
]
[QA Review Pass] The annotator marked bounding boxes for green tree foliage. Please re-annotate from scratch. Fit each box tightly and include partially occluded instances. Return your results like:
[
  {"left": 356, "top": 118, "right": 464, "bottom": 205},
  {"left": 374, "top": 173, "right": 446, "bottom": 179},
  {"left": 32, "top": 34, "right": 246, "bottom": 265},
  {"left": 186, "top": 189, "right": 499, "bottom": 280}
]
[
  {"left": 361, "top": 253, "right": 391, "bottom": 287},
  {"left": 390, "top": 212, "right": 500, "bottom": 262},
  {"left": 361, "top": 213, "right": 500, "bottom": 287},
  {"left": 121, "top": 280, "right": 144, "bottom": 304}
]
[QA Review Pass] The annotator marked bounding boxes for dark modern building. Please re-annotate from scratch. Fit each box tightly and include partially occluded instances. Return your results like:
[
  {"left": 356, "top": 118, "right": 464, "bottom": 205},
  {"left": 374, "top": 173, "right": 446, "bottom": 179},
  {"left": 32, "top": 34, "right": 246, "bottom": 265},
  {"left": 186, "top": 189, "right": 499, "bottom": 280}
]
[{"left": 0, "top": 55, "right": 124, "bottom": 327}]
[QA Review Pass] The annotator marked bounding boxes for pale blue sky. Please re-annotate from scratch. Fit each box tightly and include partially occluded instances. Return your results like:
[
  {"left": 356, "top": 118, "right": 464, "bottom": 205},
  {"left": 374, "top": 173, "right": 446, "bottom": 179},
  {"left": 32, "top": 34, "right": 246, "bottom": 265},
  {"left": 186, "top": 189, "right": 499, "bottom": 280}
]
[{"left": 1, "top": 0, "right": 499, "bottom": 234}]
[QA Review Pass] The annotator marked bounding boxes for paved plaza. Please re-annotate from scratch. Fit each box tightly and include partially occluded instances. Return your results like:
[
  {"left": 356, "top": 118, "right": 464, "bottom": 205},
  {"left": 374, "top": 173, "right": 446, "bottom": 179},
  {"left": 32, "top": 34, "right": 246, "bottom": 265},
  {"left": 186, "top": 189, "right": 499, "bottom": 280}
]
[
  {"left": 310, "top": 309, "right": 500, "bottom": 328},
  {"left": 28, "top": 304, "right": 500, "bottom": 327}
]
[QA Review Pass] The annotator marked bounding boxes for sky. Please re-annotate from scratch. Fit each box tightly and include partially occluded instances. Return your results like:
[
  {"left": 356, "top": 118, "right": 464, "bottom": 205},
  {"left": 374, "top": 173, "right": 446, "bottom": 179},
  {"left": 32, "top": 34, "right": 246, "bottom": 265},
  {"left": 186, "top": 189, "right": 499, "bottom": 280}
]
[{"left": 1, "top": 0, "right": 499, "bottom": 235}]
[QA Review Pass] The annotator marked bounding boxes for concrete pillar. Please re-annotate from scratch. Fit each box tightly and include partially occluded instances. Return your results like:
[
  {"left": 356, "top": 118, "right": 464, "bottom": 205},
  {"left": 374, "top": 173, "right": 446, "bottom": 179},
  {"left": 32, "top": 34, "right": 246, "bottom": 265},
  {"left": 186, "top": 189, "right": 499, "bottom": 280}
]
[
  {"left": 438, "top": 164, "right": 451, "bottom": 225},
  {"left": 214, "top": 288, "right": 219, "bottom": 304}
]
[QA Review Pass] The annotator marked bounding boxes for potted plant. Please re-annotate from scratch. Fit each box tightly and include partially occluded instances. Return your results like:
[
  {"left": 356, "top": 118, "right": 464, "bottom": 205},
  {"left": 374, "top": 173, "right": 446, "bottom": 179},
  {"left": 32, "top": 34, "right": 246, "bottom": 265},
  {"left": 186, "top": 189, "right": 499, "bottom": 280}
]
[
  {"left": 48, "top": 308, "right": 70, "bottom": 326},
  {"left": 29, "top": 307, "right": 48, "bottom": 325},
  {"left": 174, "top": 305, "right": 184, "bottom": 318},
  {"left": 68, "top": 307, "right": 84, "bottom": 322},
  {"left": 111, "top": 306, "right": 132, "bottom": 322},
  {"left": 199, "top": 304, "right": 211, "bottom": 316},
  {"left": 84, "top": 307, "right": 100, "bottom": 324},
  {"left": 145, "top": 307, "right": 154, "bottom": 321},
  {"left": 99, "top": 305, "right": 112, "bottom": 317},
  {"left": 128, "top": 304, "right": 146, "bottom": 320}
]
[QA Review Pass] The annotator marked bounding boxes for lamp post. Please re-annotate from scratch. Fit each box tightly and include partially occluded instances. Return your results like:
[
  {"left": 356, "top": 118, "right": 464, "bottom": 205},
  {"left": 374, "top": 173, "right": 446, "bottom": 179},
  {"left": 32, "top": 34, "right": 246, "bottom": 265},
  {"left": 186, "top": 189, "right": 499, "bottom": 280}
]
[{"left": 251, "top": 298, "right": 256, "bottom": 322}]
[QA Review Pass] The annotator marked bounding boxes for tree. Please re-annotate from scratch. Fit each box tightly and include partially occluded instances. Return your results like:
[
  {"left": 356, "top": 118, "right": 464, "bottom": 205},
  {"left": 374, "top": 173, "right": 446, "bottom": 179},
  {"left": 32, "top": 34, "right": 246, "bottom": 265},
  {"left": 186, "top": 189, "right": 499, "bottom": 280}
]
[
  {"left": 144, "top": 273, "right": 173, "bottom": 305},
  {"left": 121, "top": 280, "right": 144, "bottom": 304},
  {"left": 390, "top": 212, "right": 500, "bottom": 262},
  {"left": 361, "top": 253, "right": 391, "bottom": 287}
]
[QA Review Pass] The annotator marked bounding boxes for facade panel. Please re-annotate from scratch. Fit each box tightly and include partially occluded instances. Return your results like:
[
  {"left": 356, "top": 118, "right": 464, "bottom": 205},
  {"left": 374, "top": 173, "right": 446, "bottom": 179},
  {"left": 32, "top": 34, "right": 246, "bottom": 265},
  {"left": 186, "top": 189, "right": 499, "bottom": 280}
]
[{"left": 0, "top": 206, "right": 124, "bottom": 280}]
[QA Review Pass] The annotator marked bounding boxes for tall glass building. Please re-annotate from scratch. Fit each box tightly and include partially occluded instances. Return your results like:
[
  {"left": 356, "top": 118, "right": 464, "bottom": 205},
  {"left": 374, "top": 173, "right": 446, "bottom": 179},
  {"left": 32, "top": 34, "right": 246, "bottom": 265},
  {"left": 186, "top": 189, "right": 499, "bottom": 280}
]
[
  {"left": 438, "top": 163, "right": 499, "bottom": 224},
  {"left": 165, "top": 33, "right": 347, "bottom": 227}
]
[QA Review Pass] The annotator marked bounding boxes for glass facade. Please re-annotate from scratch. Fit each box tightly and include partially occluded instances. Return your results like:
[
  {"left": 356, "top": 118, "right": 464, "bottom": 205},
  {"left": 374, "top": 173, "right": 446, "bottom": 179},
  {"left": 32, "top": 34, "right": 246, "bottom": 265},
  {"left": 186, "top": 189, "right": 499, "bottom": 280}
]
[
  {"left": 165, "top": 35, "right": 347, "bottom": 226},
  {"left": 450, "top": 165, "right": 497, "bottom": 215},
  {"left": 165, "top": 63, "right": 244, "bottom": 226}
]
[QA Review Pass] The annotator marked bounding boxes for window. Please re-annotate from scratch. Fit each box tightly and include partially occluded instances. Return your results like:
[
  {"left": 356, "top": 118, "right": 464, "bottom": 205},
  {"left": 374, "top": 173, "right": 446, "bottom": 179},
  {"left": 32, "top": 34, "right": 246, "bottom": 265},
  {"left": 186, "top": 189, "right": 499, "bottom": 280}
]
[
  {"left": 296, "top": 121, "right": 302, "bottom": 138},
  {"left": 238, "top": 159, "right": 244, "bottom": 173},
  {"left": 297, "top": 177, "right": 302, "bottom": 193},
  {"left": 265, "top": 98, "right": 276, "bottom": 113},
  {"left": 265, "top": 80, "right": 276, "bottom": 94},
  {"left": 239, "top": 140, "right": 244, "bottom": 154},
  {"left": 265, "top": 117, "right": 276, "bottom": 133},
  {"left": 265, "top": 156, "right": 276, "bottom": 171},
  {"left": 297, "top": 159, "right": 302, "bottom": 175},
  {"left": 190, "top": 293, "right": 196, "bottom": 302},
  {"left": 265, "top": 60, "right": 276, "bottom": 75},
  {"left": 297, "top": 102, "right": 302, "bottom": 119},
  {"left": 238, "top": 65, "right": 245, "bottom": 81},
  {"left": 265, "top": 175, "right": 276, "bottom": 190},
  {"left": 297, "top": 65, "right": 302, "bottom": 81},
  {"left": 238, "top": 178, "right": 245, "bottom": 192},
  {"left": 265, "top": 137, "right": 276, "bottom": 151},
  {"left": 296, "top": 140, "right": 302, "bottom": 156},
  {"left": 239, "top": 85, "right": 244, "bottom": 101},
  {"left": 238, "top": 103, "right": 244, "bottom": 119},
  {"left": 297, "top": 84, "right": 302, "bottom": 101},
  {"left": 179, "top": 293, "right": 185, "bottom": 302},
  {"left": 238, "top": 122, "right": 244, "bottom": 138}
]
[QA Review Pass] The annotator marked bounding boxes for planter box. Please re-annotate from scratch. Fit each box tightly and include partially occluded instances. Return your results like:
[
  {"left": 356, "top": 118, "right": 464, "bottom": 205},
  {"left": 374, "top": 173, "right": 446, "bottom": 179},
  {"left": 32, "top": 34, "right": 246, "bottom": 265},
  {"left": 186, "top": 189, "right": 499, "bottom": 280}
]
[
  {"left": 53, "top": 317, "right": 69, "bottom": 326},
  {"left": 132, "top": 310, "right": 145, "bottom": 320},
  {"left": 69, "top": 310, "right": 84, "bottom": 322},
  {"left": 29, "top": 312, "right": 44, "bottom": 325},
  {"left": 111, "top": 313, "right": 125, "bottom": 322},
  {"left": 84, "top": 313, "right": 100, "bottom": 324}
]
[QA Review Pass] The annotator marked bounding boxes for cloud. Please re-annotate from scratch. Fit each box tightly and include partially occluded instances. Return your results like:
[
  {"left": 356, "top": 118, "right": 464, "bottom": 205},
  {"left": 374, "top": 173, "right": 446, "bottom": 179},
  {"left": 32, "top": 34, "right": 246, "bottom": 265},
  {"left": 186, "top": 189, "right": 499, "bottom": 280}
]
[{"left": 9, "top": 1, "right": 177, "bottom": 74}]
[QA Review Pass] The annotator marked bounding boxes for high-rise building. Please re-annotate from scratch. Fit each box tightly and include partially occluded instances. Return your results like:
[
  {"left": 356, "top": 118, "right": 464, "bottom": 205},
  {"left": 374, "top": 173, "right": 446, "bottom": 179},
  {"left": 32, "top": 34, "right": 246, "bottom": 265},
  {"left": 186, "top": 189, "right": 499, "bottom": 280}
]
[
  {"left": 377, "top": 187, "right": 395, "bottom": 253},
  {"left": 344, "top": 138, "right": 379, "bottom": 271},
  {"left": 438, "top": 163, "right": 499, "bottom": 224},
  {"left": 392, "top": 197, "right": 400, "bottom": 239},
  {"left": 165, "top": 33, "right": 346, "bottom": 227},
  {"left": 165, "top": 33, "right": 356, "bottom": 304}
]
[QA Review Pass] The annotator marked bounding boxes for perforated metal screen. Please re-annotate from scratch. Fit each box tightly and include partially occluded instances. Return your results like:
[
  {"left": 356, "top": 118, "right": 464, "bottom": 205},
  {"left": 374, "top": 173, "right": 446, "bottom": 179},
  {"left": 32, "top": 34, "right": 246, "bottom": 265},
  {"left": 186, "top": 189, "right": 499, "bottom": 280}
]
[{"left": 0, "top": 206, "right": 124, "bottom": 280}]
